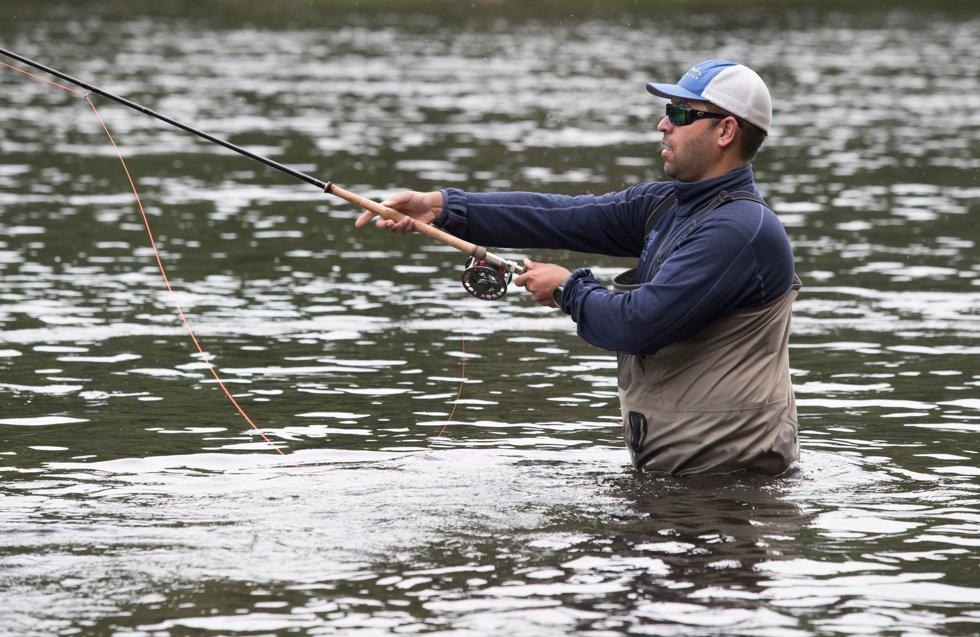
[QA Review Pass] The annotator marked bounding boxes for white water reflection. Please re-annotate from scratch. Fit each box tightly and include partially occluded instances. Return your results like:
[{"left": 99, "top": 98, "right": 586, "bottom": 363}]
[{"left": 0, "top": 416, "right": 88, "bottom": 427}]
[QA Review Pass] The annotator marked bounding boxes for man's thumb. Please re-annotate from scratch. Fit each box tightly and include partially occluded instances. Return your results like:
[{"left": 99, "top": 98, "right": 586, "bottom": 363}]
[{"left": 383, "top": 191, "right": 415, "bottom": 209}]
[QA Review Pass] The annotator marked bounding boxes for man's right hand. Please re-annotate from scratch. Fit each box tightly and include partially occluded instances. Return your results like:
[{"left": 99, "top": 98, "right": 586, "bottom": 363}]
[{"left": 354, "top": 190, "right": 444, "bottom": 234}]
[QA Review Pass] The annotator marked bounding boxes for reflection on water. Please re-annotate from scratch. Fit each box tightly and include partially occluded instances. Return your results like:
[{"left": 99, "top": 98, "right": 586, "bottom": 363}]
[
  {"left": 4, "top": 447, "right": 976, "bottom": 634},
  {"left": 0, "top": 1, "right": 978, "bottom": 635}
]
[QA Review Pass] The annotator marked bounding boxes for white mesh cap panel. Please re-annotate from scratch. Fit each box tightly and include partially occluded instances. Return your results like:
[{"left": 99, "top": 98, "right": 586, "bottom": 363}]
[{"left": 701, "top": 65, "right": 772, "bottom": 133}]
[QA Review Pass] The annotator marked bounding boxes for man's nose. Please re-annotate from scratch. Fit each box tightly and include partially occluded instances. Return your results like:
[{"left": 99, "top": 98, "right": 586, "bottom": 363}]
[{"left": 656, "top": 116, "right": 671, "bottom": 133}]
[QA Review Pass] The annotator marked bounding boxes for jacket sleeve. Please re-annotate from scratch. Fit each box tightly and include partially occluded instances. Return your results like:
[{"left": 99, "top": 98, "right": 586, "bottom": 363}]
[
  {"left": 435, "top": 183, "right": 673, "bottom": 258},
  {"left": 558, "top": 209, "right": 772, "bottom": 355}
]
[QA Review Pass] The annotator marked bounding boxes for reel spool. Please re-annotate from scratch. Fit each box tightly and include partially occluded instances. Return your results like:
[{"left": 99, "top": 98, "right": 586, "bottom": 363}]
[{"left": 461, "top": 256, "right": 512, "bottom": 300}]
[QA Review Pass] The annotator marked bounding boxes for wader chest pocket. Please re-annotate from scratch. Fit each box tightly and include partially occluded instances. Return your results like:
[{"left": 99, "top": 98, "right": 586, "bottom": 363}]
[{"left": 627, "top": 411, "right": 647, "bottom": 453}]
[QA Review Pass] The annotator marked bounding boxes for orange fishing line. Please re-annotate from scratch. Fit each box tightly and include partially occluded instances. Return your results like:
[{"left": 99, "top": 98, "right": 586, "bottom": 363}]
[
  {"left": 429, "top": 317, "right": 465, "bottom": 450},
  {"left": 2, "top": 60, "right": 283, "bottom": 455},
  {"left": 0, "top": 59, "right": 84, "bottom": 96}
]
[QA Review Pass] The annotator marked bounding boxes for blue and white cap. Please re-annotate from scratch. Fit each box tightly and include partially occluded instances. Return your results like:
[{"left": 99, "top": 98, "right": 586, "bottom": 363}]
[{"left": 647, "top": 60, "right": 772, "bottom": 133}]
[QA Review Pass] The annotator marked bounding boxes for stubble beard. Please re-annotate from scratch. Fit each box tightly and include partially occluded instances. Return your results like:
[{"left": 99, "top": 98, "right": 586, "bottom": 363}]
[{"left": 664, "top": 128, "right": 715, "bottom": 183}]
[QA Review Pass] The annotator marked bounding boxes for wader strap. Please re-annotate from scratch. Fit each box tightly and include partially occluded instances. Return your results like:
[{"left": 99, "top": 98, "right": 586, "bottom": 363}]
[
  {"left": 643, "top": 193, "right": 677, "bottom": 238},
  {"left": 720, "top": 190, "right": 768, "bottom": 207}
]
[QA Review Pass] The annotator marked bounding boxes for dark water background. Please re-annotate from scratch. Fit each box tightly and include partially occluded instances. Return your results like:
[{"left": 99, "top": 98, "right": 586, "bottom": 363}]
[{"left": 0, "top": 1, "right": 977, "bottom": 635}]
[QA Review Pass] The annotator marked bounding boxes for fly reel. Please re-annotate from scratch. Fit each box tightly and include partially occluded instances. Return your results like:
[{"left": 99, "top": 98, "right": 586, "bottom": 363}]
[{"left": 461, "top": 256, "right": 512, "bottom": 300}]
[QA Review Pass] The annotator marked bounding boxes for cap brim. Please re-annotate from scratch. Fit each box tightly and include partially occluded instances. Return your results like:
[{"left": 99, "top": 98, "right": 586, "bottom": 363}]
[{"left": 645, "top": 82, "right": 702, "bottom": 101}]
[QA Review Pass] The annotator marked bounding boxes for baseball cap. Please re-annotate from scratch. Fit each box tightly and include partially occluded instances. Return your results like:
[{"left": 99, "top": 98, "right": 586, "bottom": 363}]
[{"left": 646, "top": 60, "right": 772, "bottom": 133}]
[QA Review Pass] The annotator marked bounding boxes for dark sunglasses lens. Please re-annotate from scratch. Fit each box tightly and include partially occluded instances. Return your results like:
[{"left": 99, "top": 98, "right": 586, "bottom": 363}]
[{"left": 666, "top": 104, "right": 688, "bottom": 125}]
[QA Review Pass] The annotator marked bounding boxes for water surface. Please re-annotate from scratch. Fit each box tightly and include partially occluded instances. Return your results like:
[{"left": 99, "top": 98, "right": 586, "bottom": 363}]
[{"left": 0, "top": 1, "right": 977, "bottom": 635}]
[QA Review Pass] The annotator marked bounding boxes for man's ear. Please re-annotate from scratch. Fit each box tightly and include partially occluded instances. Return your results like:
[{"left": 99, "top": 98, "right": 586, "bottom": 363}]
[{"left": 717, "top": 117, "right": 740, "bottom": 152}]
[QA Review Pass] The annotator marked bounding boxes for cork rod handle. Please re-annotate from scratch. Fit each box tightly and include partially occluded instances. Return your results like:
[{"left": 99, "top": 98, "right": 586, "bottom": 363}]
[{"left": 326, "top": 183, "right": 485, "bottom": 257}]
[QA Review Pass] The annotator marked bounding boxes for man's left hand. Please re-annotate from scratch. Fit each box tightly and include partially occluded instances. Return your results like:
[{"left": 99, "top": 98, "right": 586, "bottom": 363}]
[{"left": 515, "top": 259, "right": 571, "bottom": 308}]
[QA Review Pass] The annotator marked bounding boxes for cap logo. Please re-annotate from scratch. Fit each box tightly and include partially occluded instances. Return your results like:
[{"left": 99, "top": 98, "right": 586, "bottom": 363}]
[{"left": 684, "top": 66, "right": 703, "bottom": 80}]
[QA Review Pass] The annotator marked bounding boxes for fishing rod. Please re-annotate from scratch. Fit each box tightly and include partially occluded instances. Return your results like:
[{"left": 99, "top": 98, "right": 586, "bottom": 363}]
[{"left": 0, "top": 46, "right": 524, "bottom": 300}]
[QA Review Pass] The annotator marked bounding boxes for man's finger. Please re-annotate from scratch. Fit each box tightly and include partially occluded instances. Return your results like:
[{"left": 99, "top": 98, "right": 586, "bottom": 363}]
[
  {"left": 393, "top": 217, "right": 415, "bottom": 233},
  {"left": 354, "top": 210, "right": 377, "bottom": 228}
]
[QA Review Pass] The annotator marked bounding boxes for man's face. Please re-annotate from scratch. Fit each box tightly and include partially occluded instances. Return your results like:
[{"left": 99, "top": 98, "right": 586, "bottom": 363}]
[{"left": 656, "top": 99, "right": 723, "bottom": 182}]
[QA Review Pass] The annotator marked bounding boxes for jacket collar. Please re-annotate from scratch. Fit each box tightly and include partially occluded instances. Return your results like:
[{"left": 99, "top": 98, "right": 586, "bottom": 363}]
[{"left": 671, "top": 164, "right": 756, "bottom": 217}]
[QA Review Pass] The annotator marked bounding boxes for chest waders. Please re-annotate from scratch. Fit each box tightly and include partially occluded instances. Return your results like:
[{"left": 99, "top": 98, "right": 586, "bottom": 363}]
[{"left": 613, "top": 191, "right": 801, "bottom": 476}]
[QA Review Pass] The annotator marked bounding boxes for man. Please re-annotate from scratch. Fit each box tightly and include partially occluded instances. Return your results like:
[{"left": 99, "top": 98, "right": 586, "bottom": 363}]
[{"left": 356, "top": 60, "right": 800, "bottom": 476}]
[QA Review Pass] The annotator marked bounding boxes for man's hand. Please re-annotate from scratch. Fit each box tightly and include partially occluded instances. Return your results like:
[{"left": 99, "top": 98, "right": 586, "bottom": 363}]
[
  {"left": 515, "top": 259, "right": 571, "bottom": 308},
  {"left": 354, "top": 190, "right": 444, "bottom": 234}
]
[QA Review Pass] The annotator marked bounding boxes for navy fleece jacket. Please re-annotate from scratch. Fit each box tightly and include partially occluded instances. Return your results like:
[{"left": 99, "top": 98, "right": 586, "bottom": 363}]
[{"left": 436, "top": 165, "right": 796, "bottom": 355}]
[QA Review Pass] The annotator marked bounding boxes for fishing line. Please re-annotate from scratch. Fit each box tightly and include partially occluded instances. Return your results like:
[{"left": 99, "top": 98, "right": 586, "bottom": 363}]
[
  {"left": 1, "top": 59, "right": 284, "bottom": 455},
  {"left": 1, "top": 50, "right": 484, "bottom": 454},
  {"left": 428, "top": 316, "right": 466, "bottom": 451}
]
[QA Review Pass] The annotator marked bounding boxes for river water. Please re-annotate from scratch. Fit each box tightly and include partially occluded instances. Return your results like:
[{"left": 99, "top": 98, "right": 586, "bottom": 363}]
[{"left": 0, "top": 1, "right": 977, "bottom": 635}]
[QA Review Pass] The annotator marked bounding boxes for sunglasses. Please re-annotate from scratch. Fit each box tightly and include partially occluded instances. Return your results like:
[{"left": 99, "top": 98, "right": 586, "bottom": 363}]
[{"left": 665, "top": 103, "right": 727, "bottom": 126}]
